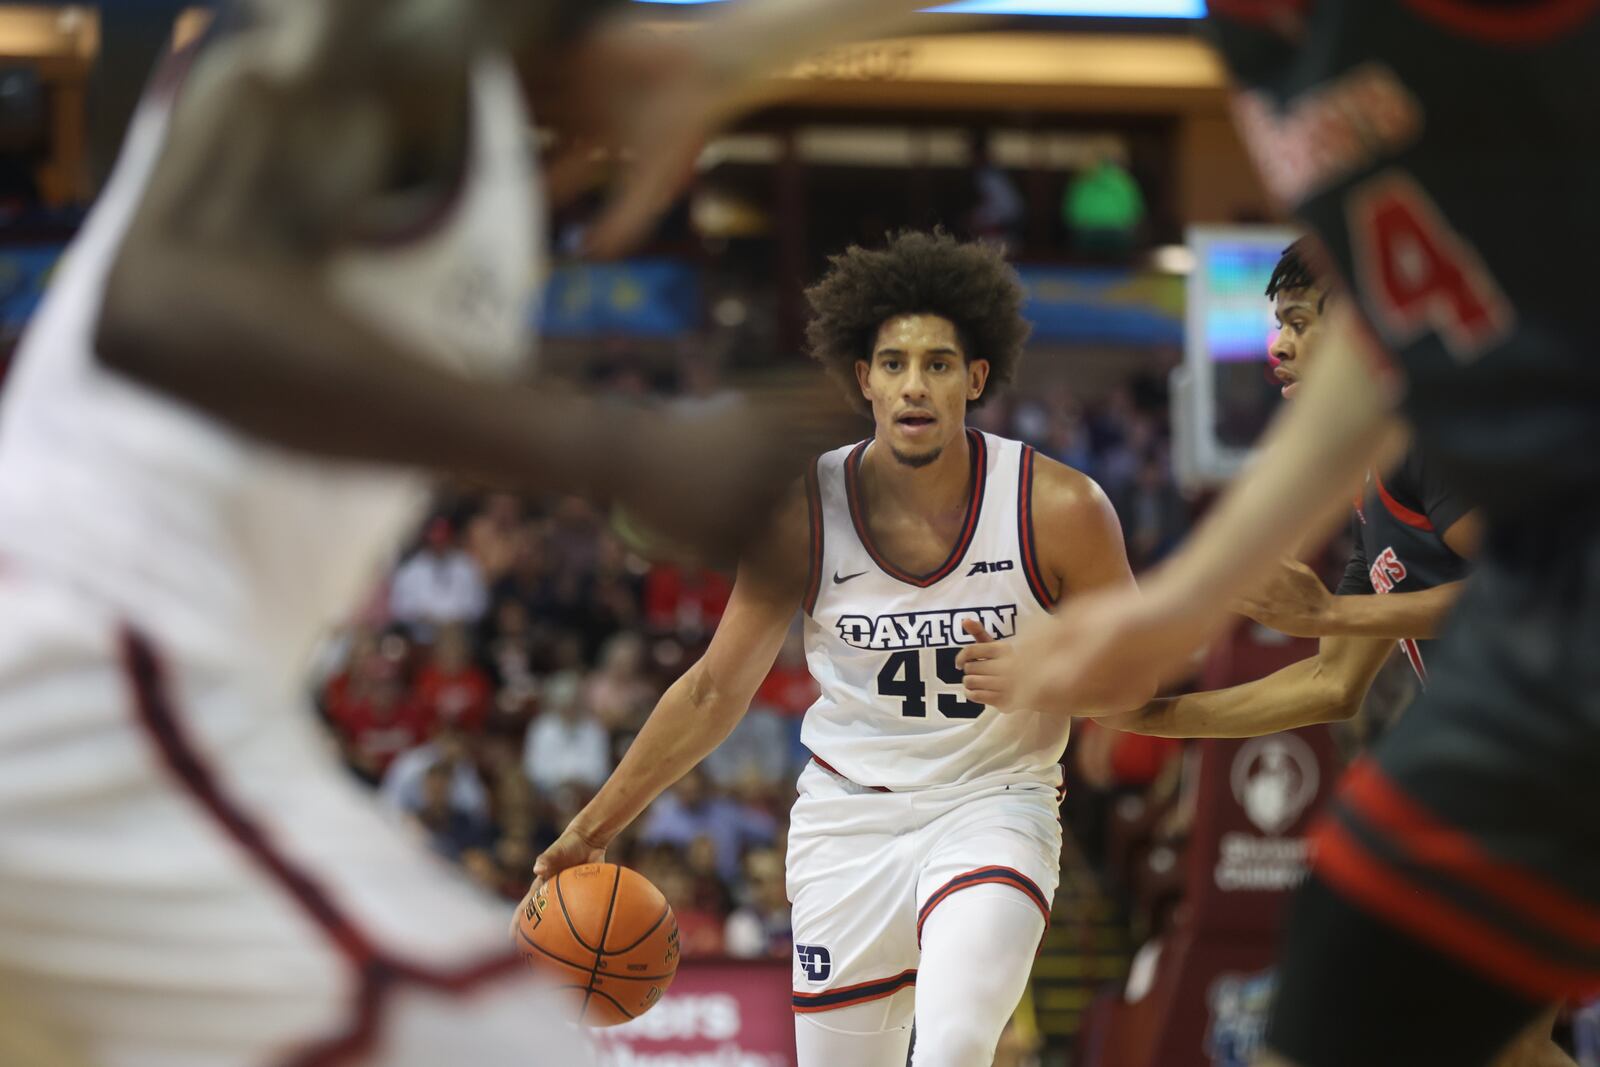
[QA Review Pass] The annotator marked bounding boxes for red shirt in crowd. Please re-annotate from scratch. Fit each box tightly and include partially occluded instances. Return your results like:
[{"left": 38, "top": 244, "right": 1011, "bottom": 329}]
[
  {"left": 326, "top": 687, "right": 430, "bottom": 776},
  {"left": 413, "top": 664, "right": 493, "bottom": 734},
  {"left": 754, "top": 662, "right": 819, "bottom": 719},
  {"left": 643, "top": 565, "right": 732, "bottom": 633}
]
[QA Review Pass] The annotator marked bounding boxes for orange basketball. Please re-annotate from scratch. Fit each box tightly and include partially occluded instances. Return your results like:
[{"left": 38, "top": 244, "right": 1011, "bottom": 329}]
[{"left": 515, "top": 862, "right": 680, "bottom": 1027}]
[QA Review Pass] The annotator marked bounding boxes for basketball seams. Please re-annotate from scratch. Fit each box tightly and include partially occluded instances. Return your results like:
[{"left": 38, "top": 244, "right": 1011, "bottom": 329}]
[
  {"left": 580, "top": 865, "right": 624, "bottom": 1020},
  {"left": 582, "top": 986, "right": 637, "bottom": 1022},
  {"left": 555, "top": 872, "right": 601, "bottom": 954},
  {"left": 604, "top": 902, "right": 672, "bottom": 957}
]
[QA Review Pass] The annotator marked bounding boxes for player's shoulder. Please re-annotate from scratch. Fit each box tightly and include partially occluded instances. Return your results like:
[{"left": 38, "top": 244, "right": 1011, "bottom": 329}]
[{"left": 1023, "top": 448, "right": 1118, "bottom": 531}]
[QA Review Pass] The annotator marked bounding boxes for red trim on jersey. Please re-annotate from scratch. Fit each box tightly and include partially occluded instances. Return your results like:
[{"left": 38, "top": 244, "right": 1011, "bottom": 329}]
[
  {"left": 1340, "top": 760, "right": 1600, "bottom": 949},
  {"left": 792, "top": 969, "right": 918, "bottom": 1013},
  {"left": 1399, "top": 637, "right": 1429, "bottom": 684},
  {"left": 916, "top": 866, "right": 1051, "bottom": 947},
  {"left": 844, "top": 429, "right": 987, "bottom": 588},
  {"left": 810, "top": 755, "right": 891, "bottom": 793},
  {"left": 1403, "top": 0, "right": 1600, "bottom": 45},
  {"left": 1017, "top": 447, "right": 1056, "bottom": 610},
  {"left": 1375, "top": 474, "right": 1434, "bottom": 531},
  {"left": 119, "top": 628, "right": 530, "bottom": 1067},
  {"left": 1312, "top": 816, "right": 1600, "bottom": 1001},
  {"left": 803, "top": 460, "right": 825, "bottom": 616}
]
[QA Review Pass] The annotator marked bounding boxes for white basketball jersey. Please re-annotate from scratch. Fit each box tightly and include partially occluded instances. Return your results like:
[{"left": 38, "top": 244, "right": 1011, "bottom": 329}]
[
  {"left": 800, "top": 430, "right": 1068, "bottom": 792},
  {"left": 0, "top": 38, "right": 540, "bottom": 675}
]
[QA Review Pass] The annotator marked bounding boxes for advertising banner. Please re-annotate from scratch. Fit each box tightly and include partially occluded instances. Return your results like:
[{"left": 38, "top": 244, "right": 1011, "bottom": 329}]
[{"left": 594, "top": 959, "right": 795, "bottom": 1067}]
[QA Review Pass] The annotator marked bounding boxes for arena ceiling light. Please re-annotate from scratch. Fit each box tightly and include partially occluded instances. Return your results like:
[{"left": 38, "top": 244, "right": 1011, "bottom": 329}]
[{"left": 636, "top": 0, "right": 1205, "bottom": 16}]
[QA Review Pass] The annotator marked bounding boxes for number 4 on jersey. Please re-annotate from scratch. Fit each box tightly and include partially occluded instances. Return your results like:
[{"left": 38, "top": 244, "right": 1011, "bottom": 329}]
[
  {"left": 877, "top": 648, "right": 985, "bottom": 719},
  {"left": 1349, "top": 171, "right": 1513, "bottom": 361}
]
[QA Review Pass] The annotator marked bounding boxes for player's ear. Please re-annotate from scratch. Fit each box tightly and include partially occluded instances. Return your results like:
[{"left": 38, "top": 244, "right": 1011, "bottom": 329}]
[
  {"left": 967, "top": 358, "right": 990, "bottom": 402},
  {"left": 855, "top": 359, "right": 872, "bottom": 401}
]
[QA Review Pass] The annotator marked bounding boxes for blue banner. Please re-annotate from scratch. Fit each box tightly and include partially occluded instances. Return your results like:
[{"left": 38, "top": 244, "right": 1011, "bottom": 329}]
[
  {"left": 0, "top": 244, "right": 65, "bottom": 338},
  {"left": 1016, "top": 265, "right": 1183, "bottom": 346},
  {"left": 540, "top": 259, "right": 702, "bottom": 339}
]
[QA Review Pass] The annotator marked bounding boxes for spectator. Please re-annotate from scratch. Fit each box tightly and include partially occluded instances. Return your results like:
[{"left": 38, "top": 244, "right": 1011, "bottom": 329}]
[
  {"left": 463, "top": 493, "right": 523, "bottom": 585},
  {"left": 640, "top": 851, "right": 725, "bottom": 958},
  {"left": 413, "top": 624, "right": 493, "bottom": 734},
  {"left": 412, "top": 763, "right": 493, "bottom": 861},
  {"left": 325, "top": 646, "right": 427, "bottom": 783},
  {"left": 585, "top": 632, "right": 656, "bottom": 734},
  {"left": 1116, "top": 455, "right": 1189, "bottom": 571},
  {"left": 522, "top": 672, "right": 611, "bottom": 794},
  {"left": 642, "top": 562, "right": 732, "bottom": 640},
  {"left": 639, "top": 767, "right": 775, "bottom": 885},
  {"left": 379, "top": 726, "right": 490, "bottom": 823},
  {"left": 389, "top": 517, "right": 487, "bottom": 636},
  {"left": 725, "top": 848, "right": 792, "bottom": 960},
  {"left": 492, "top": 523, "right": 555, "bottom": 622},
  {"left": 483, "top": 598, "right": 537, "bottom": 687}
]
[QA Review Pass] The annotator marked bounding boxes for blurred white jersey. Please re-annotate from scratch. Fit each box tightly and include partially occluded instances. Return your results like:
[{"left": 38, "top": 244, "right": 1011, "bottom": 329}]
[
  {"left": 800, "top": 430, "right": 1068, "bottom": 792},
  {"left": 0, "top": 30, "right": 586, "bottom": 1067},
  {"left": 0, "top": 38, "right": 541, "bottom": 677}
]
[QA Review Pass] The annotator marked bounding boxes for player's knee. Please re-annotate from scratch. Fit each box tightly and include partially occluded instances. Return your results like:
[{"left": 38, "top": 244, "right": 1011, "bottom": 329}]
[{"left": 911, "top": 1017, "right": 1000, "bottom": 1067}]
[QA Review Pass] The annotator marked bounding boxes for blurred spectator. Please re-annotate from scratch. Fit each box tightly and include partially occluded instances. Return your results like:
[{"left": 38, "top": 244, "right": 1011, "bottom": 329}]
[
  {"left": 379, "top": 726, "right": 490, "bottom": 823},
  {"left": 1063, "top": 154, "right": 1145, "bottom": 258},
  {"left": 640, "top": 850, "right": 726, "bottom": 958},
  {"left": 463, "top": 493, "right": 523, "bottom": 585},
  {"left": 585, "top": 632, "right": 656, "bottom": 734},
  {"left": 643, "top": 563, "right": 732, "bottom": 639},
  {"left": 1116, "top": 455, "right": 1189, "bottom": 570},
  {"left": 325, "top": 642, "right": 427, "bottom": 783},
  {"left": 492, "top": 524, "right": 555, "bottom": 622},
  {"left": 411, "top": 763, "right": 493, "bottom": 861},
  {"left": 639, "top": 768, "right": 776, "bottom": 885},
  {"left": 725, "top": 848, "right": 792, "bottom": 960},
  {"left": 390, "top": 517, "right": 487, "bottom": 636},
  {"left": 481, "top": 598, "right": 538, "bottom": 705},
  {"left": 522, "top": 671, "right": 612, "bottom": 794},
  {"left": 413, "top": 624, "right": 493, "bottom": 734}
]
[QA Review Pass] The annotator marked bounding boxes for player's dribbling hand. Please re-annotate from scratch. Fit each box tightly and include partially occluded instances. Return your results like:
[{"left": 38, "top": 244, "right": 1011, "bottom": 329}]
[{"left": 514, "top": 827, "right": 608, "bottom": 939}]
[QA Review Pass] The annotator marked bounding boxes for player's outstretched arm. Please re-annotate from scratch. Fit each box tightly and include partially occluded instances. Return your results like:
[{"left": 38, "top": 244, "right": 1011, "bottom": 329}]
[
  {"left": 977, "top": 307, "right": 1404, "bottom": 714},
  {"left": 958, "top": 457, "right": 1156, "bottom": 713},
  {"left": 527, "top": 488, "right": 811, "bottom": 888},
  {"left": 1099, "top": 634, "right": 1394, "bottom": 738},
  {"left": 1234, "top": 507, "right": 1479, "bottom": 639},
  {"left": 95, "top": 35, "right": 850, "bottom": 562}
]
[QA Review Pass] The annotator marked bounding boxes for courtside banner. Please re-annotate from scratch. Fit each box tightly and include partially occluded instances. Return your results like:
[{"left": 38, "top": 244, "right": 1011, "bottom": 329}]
[{"left": 594, "top": 958, "right": 796, "bottom": 1067}]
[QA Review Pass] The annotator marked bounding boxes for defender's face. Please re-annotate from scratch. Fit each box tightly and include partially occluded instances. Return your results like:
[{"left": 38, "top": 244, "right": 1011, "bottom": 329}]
[
  {"left": 856, "top": 314, "right": 989, "bottom": 468},
  {"left": 1269, "top": 288, "right": 1327, "bottom": 401}
]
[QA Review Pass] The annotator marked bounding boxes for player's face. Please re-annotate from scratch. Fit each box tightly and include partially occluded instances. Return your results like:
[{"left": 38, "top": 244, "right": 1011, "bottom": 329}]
[
  {"left": 856, "top": 314, "right": 989, "bottom": 469},
  {"left": 1269, "top": 287, "right": 1326, "bottom": 401}
]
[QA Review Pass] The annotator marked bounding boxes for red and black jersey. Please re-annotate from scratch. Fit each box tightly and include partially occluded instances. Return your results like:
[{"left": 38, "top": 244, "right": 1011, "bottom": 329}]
[
  {"left": 1336, "top": 442, "right": 1474, "bottom": 682},
  {"left": 1209, "top": 0, "right": 1600, "bottom": 523}
]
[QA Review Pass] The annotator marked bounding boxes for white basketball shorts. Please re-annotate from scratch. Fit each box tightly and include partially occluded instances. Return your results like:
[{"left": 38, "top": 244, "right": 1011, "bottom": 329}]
[
  {"left": 0, "top": 565, "right": 591, "bottom": 1067},
  {"left": 786, "top": 758, "right": 1062, "bottom": 1025}
]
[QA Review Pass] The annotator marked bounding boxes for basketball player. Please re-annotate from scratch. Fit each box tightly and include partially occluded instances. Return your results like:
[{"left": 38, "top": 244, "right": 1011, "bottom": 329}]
[
  {"left": 1083, "top": 245, "right": 1569, "bottom": 1067},
  {"left": 0, "top": 2, "right": 853, "bottom": 1063},
  {"left": 963, "top": 6, "right": 1600, "bottom": 1066},
  {"left": 1102, "top": 238, "right": 1480, "bottom": 741},
  {"left": 529, "top": 231, "right": 1151, "bottom": 1066}
]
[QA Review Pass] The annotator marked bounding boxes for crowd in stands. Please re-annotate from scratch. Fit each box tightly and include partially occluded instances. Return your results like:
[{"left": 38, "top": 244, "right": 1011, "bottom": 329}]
[{"left": 314, "top": 369, "right": 1193, "bottom": 962}]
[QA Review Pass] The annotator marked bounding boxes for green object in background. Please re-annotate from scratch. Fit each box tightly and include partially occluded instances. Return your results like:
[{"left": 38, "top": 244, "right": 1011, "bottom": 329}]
[{"left": 1064, "top": 160, "right": 1146, "bottom": 234}]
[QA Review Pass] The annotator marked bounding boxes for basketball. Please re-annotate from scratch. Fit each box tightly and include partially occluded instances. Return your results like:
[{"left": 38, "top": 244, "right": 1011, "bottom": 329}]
[{"left": 515, "top": 863, "right": 680, "bottom": 1027}]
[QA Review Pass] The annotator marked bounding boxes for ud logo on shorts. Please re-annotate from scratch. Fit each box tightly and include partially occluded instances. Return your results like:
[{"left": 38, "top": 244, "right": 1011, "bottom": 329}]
[{"left": 796, "top": 944, "right": 832, "bottom": 982}]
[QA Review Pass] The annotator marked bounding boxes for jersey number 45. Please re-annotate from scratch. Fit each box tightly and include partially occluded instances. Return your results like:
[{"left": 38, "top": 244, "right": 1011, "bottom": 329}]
[{"left": 877, "top": 649, "right": 985, "bottom": 719}]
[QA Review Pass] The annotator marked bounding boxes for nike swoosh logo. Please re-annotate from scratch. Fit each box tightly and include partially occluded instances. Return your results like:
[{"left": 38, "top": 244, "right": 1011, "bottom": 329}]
[{"left": 832, "top": 570, "right": 868, "bottom": 585}]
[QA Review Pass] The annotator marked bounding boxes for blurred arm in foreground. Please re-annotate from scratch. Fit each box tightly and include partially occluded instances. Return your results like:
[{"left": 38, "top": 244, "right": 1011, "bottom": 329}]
[{"left": 963, "top": 307, "right": 1406, "bottom": 714}]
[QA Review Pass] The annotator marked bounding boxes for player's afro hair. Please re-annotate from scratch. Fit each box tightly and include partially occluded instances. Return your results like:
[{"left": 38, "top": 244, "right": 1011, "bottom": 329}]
[
  {"left": 1265, "top": 236, "right": 1336, "bottom": 310},
  {"left": 804, "top": 229, "right": 1030, "bottom": 412}
]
